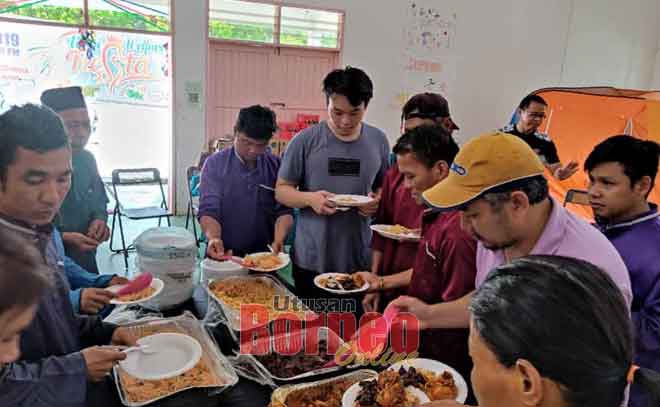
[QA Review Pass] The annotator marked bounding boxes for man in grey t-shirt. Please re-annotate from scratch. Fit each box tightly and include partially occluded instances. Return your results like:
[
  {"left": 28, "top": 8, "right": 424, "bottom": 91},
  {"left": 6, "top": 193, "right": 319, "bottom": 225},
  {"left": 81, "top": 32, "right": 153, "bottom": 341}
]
[{"left": 276, "top": 67, "right": 390, "bottom": 303}]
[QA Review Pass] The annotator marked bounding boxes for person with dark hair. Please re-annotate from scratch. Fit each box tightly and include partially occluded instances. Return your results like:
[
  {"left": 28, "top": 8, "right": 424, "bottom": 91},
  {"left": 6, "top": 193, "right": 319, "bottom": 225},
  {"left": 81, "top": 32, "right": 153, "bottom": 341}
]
[
  {"left": 197, "top": 138, "right": 218, "bottom": 170},
  {"left": 1, "top": 97, "right": 125, "bottom": 315},
  {"left": 275, "top": 67, "right": 389, "bottom": 302},
  {"left": 501, "top": 93, "right": 578, "bottom": 180},
  {"left": 41, "top": 86, "right": 109, "bottom": 274},
  {"left": 0, "top": 104, "right": 136, "bottom": 407},
  {"left": 585, "top": 135, "right": 660, "bottom": 407},
  {"left": 366, "top": 93, "right": 460, "bottom": 313},
  {"left": 400, "top": 92, "right": 460, "bottom": 133},
  {"left": 0, "top": 228, "right": 52, "bottom": 366},
  {"left": 40, "top": 87, "right": 126, "bottom": 315},
  {"left": 457, "top": 255, "right": 660, "bottom": 407},
  {"left": 356, "top": 125, "right": 476, "bottom": 387},
  {"left": 322, "top": 66, "right": 374, "bottom": 117},
  {"left": 199, "top": 105, "right": 293, "bottom": 258},
  {"left": 390, "top": 132, "right": 632, "bottom": 338}
]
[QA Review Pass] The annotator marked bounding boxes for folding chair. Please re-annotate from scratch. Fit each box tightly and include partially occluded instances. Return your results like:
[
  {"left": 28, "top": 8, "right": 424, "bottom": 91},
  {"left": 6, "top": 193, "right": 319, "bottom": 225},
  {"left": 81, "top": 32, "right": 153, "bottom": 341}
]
[
  {"left": 109, "top": 168, "right": 172, "bottom": 269},
  {"left": 563, "top": 189, "right": 590, "bottom": 207},
  {"left": 185, "top": 166, "right": 203, "bottom": 246}
]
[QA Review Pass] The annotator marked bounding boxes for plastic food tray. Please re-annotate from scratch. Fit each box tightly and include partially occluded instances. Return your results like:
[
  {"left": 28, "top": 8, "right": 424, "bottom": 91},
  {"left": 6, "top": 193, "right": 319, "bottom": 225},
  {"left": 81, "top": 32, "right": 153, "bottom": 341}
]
[
  {"left": 113, "top": 313, "right": 239, "bottom": 406},
  {"left": 268, "top": 369, "right": 378, "bottom": 407},
  {"left": 244, "top": 326, "right": 358, "bottom": 383},
  {"left": 206, "top": 275, "right": 317, "bottom": 332}
]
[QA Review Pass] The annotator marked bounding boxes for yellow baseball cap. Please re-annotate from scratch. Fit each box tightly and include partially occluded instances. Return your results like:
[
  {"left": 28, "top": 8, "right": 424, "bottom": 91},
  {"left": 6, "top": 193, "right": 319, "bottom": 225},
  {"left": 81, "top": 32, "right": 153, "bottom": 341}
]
[{"left": 422, "top": 131, "right": 545, "bottom": 209}]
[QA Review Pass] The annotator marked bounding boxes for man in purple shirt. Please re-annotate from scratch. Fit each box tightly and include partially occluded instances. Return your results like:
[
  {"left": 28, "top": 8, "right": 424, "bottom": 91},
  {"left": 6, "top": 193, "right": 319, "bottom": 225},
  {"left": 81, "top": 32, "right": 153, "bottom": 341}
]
[
  {"left": 585, "top": 135, "right": 660, "bottom": 407},
  {"left": 390, "top": 132, "right": 632, "bottom": 331},
  {"left": 199, "top": 105, "right": 293, "bottom": 258}
]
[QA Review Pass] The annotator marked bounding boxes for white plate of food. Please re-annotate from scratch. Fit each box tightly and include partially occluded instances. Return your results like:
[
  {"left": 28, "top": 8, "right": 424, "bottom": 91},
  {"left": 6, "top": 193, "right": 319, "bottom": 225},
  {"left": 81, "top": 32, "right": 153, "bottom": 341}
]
[
  {"left": 342, "top": 369, "right": 430, "bottom": 407},
  {"left": 242, "top": 252, "right": 290, "bottom": 272},
  {"left": 108, "top": 277, "right": 164, "bottom": 305},
  {"left": 388, "top": 358, "right": 468, "bottom": 403},
  {"left": 314, "top": 273, "right": 370, "bottom": 295},
  {"left": 329, "top": 194, "right": 374, "bottom": 207},
  {"left": 370, "top": 224, "right": 421, "bottom": 242},
  {"left": 119, "top": 333, "right": 202, "bottom": 381}
]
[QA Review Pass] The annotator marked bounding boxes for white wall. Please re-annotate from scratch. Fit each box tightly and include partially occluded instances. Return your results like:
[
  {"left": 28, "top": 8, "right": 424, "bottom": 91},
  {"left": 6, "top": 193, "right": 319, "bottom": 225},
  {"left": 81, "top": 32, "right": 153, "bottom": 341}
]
[
  {"left": 561, "top": 0, "right": 660, "bottom": 89},
  {"left": 172, "top": 0, "right": 207, "bottom": 213},
  {"left": 280, "top": 0, "right": 660, "bottom": 141},
  {"left": 651, "top": 4, "right": 660, "bottom": 89},
  {"left": 170, "top": 0, "right": 660, "bottom": 211},
  {"left": 653, "top": 51, "right": 660, "bottom": 89},
  {"left": 277, "top": 0, "right": 660, "bottom": 144}
]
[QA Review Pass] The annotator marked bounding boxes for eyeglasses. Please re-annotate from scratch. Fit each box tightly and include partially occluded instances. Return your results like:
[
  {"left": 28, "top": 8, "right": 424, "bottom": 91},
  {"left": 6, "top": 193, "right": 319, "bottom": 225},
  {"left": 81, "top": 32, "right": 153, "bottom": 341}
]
[{"left": 523, "top": 111, "right": 546, "bottom": 120}]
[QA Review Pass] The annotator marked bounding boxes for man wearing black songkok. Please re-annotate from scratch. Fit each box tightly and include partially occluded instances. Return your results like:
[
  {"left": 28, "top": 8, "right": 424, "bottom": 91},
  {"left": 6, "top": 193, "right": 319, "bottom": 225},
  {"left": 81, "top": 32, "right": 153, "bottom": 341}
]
[{"left": 41, "top": 86, "right": 109, "bottom": 273}]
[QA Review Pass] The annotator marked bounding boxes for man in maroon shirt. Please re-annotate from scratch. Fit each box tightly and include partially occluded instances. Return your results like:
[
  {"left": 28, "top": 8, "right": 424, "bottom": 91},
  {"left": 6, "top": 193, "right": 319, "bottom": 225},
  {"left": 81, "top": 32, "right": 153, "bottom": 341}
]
[
  {"left": 367, "top": 93, "right": 460, "bottom": 313},
  {"left": 357, "top": 124, "right": 477, "bottom": 384}
]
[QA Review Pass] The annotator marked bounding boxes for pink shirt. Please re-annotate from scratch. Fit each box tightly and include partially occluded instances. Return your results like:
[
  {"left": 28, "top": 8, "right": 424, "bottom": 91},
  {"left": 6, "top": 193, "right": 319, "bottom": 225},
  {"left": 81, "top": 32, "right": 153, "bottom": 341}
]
[{"left": 476, "top": 198, "right": 633, "bottom": 308}]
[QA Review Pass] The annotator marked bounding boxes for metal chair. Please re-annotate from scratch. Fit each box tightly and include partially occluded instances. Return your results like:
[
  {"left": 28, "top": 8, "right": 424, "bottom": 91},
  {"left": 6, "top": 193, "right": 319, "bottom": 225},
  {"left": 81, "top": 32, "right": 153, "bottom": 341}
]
[
  {"left": 185, "top": 166, "right": 203, "bottom": 246},
  {"left": 563, "top": 189, "right": 590, "bottom": 207},
  {"left": 109, "top": 168, "right": 172, "bottom": 269}
]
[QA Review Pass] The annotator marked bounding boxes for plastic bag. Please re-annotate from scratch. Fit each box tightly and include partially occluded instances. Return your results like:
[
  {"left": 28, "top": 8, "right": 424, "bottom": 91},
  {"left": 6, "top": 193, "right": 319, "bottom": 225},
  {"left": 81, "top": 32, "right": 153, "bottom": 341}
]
[
  {"left": 227, "top": 351, "right": 277, "bottom": 388},
  {"left": 103, "top": 304, "right": 163, "bottom": 325}
]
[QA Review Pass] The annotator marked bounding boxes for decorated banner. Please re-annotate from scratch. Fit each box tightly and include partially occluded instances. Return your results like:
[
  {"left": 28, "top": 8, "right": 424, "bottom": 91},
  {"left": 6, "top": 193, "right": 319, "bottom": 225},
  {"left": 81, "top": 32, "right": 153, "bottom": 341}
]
[
  {"left": 394, "top": 1, "right": 457, "bottom": 108},
  {"left": 0, "top": 21, "right": 170, "bottom": 111}
]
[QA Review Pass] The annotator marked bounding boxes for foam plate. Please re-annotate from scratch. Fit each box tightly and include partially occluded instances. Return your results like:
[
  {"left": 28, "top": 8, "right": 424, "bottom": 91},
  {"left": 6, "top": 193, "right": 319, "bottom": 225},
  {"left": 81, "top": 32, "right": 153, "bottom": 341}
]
[{"left": 119, "top": 333, "right": 202, "bottom": 381}]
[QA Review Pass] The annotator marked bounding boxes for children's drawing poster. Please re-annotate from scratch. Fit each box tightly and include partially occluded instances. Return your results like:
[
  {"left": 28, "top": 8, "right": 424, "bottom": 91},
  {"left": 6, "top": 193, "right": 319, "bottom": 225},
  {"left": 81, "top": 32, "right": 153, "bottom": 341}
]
[
  {"left": 404, "top": 1, "right": 456, "bottom": 54},
  {"left": 397, "top": 1, "right": 457, "bottom": 108},
  {"left": 0, "top": 21, "right": 170, "bottom": 111}
]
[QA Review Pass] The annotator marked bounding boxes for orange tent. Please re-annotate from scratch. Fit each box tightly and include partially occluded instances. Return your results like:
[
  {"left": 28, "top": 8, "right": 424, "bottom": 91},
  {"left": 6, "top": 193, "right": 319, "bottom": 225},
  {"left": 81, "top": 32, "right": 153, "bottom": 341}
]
[{"left": 527, "top": 87, "right": 660, "bottom": 219}]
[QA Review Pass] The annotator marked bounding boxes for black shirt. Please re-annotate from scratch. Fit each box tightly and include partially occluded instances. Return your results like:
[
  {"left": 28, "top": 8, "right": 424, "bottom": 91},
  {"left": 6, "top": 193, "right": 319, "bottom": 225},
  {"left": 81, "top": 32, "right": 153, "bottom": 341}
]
[{"left": 502, "top": 125, "right": 560, "bottom": 165}]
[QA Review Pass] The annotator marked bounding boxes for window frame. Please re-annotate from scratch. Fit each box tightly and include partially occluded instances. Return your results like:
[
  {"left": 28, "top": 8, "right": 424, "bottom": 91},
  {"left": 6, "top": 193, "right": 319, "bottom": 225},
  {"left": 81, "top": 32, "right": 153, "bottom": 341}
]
[
  {"left": 208, "top": 0, "right": 344, "bottom": 52},
  {"left": 0, "top": 0, "right": 172, "bottom": 36}
]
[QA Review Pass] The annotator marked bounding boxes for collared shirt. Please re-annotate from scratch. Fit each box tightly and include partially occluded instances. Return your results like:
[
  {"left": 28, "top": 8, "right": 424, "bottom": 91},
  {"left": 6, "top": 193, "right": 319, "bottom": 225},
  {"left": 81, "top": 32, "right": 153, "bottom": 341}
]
[
  {"left": 476, "top": 198, "right": 633, "bottom": 307},
  {"left": 407, "top": 209, "right": 477, "bottom": 382},
  {"left": 372, "top": 166, "right": 424, "bottom": 275},
  {"left": 198, "top": 146, "right": 292, "bottom": 257},
  {"left": 596, "top": 205, "right": 660, "bottom": 407},
  {"left": 0, "top": 216, "right": 116, "bottom": 407},
  {"left": 500, "top": 124, "right": 560, "bottom": 165}
]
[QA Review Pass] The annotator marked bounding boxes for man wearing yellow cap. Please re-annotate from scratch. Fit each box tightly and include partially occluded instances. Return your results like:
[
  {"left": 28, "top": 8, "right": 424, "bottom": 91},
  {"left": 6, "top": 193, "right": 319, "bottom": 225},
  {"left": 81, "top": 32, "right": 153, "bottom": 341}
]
[{"left": 390, "top": 132, "right": 633, "bottom": 329}]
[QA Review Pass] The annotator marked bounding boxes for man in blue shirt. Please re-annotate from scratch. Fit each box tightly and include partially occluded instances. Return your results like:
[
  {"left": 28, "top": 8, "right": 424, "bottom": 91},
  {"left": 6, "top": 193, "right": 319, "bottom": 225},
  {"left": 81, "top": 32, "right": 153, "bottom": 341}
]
[
  {"left": 52, "top": 229, "right": 127, "bottom": 316},
  {"left": 585, "top": 135, "right": 660, "bottom": 407},
  {"left": 0, "top": 104, "right": 136, "bottom": 407}
]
